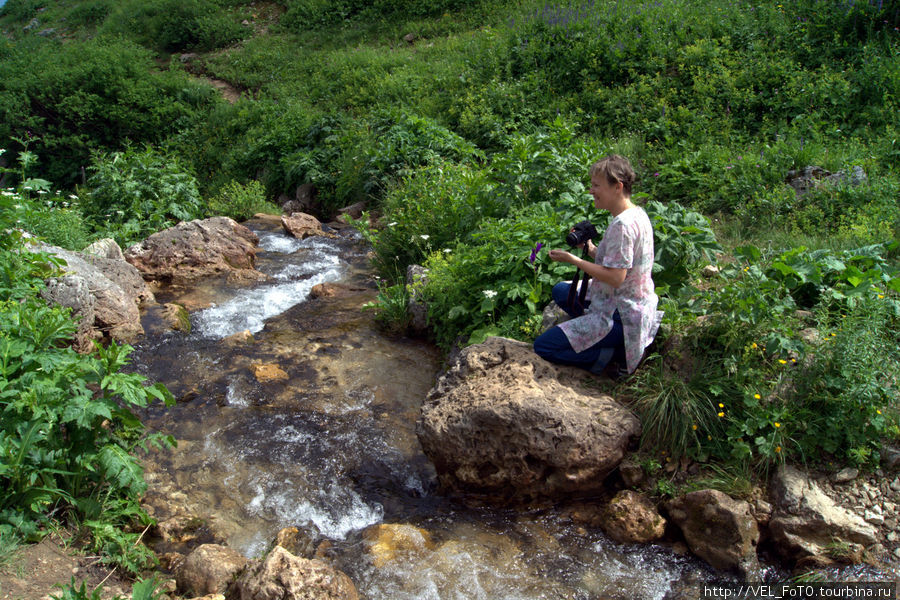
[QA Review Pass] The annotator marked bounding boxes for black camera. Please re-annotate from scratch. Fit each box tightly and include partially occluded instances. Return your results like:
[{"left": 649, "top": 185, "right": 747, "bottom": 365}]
[{"left": 565, "top": 220, "right": 598, "bottom": 248}]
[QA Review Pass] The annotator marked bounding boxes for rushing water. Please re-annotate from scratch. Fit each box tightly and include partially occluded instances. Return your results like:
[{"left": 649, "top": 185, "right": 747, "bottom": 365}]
[{"left": 132, "top": 218, "right": 741, "bottom": 599}]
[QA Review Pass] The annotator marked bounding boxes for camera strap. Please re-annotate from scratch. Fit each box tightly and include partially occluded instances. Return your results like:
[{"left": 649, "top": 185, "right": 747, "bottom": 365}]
[{"left": 566, "top": 247, "right": 592, "bottom": 314}]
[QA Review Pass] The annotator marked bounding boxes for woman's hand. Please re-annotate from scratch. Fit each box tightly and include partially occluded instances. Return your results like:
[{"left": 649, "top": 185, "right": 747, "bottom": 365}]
[{"left": 548, "top": 249, "right": 577, "bottom": 264}]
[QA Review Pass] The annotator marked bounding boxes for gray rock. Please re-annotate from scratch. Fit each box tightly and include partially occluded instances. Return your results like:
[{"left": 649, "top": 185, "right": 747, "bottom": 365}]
[
  {"left": 39, "top": 274, "right": 97, "bottom": 353},
  {"left": 768, "top": 465, "right": 877, "bottom": 564},
  {"left": 666, "top": 489, "right": 760, "bottom": 579},
  {"left": 884, "top": 446, "right": 900, "bottom": 471},
  {"left": 33, "top": 242, "right": 150, "bottom": 345},
  {"left": 417, "top": 336, "right": 640, "bottom": 502},
  {"left": 540, "top": 301, "right": 570, "bottom": 332},
  {"left": 82, "top": 238, "right": 125, "bottom": 261},
  {"left": 864, "top": 510, "right": 884, "bottom": 526},
  {"left": 832, "top": 467, "right": 858, "bottom": 484},
  {"left": 892, "top": 478, "right": 900, "bottom": 492}
]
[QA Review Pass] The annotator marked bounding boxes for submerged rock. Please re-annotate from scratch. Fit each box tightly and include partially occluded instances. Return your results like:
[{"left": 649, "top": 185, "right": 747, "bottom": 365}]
[
  {"left": 362, "top": 523, "right": 435, "bottom": 568},
  {"left": 416, "top": 336, "right": 640, "bottom": 502}
]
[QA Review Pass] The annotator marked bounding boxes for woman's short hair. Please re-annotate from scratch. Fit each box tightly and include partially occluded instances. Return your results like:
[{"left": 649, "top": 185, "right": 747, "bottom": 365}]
[{"left": 589, "top": 154, "right": 635, "bottom": 196}]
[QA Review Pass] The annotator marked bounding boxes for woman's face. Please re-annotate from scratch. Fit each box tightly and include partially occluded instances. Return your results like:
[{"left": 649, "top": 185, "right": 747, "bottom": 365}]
[{"left": 589, "top": 173, "right": 620, "bottom": 211}]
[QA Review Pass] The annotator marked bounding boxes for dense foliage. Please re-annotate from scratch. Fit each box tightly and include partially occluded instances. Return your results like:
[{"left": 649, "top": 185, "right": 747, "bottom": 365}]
[
  {"left": 0, "top": 0, "right": 898, "bottom": 569},
  {"left": 0, "top": 182, "right": 175, "bottom": 573}
]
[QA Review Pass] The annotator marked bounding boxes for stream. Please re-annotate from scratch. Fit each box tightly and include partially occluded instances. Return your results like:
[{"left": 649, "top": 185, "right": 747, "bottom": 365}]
[{"left": 131, "top": 217, "right": 738, "bottom": 599}]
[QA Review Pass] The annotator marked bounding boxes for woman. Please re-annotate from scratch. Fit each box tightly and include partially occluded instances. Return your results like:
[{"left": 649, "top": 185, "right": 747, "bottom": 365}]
[{"left": 533, "top": 154, "right": 662, "bottom": 377}]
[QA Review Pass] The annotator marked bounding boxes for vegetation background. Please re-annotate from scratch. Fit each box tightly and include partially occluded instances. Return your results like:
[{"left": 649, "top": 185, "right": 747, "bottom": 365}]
[{"left": 0, "top": 0, "right": 898, "bottom": 589}]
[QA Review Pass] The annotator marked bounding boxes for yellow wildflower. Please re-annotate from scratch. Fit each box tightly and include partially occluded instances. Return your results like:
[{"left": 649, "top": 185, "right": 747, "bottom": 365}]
[
  {"left": 707, "top": 435, "right": 712, "bottom": 441},
  {"left": 692, "top": 424, "right": 698, "bottom": 430},
  {"left": 877, "top": 409, "right": 882, "bottom": 415},
  {"left": 775, "top": 446, "right": 782, "bottom": 453},
  {"left": 878, "top": 294, "right": 884, "bottom": 299},
  {"left": 774, "top": 422, "right": 781, "bottom": 428},
  {"left": 751, "top": 342, "right": 758, "bottom": 349},
  {"left": 754, "top": 393, "right": 761, "bottom": 400},
  {"left": 718, "top": 412, "right": 725, "bottom": 418},
  {"left": 718, "top": 403, "right": 724, "bottom": 408},
  {"left": 778, "top": 359, "right": 787, "bottom": 365}
]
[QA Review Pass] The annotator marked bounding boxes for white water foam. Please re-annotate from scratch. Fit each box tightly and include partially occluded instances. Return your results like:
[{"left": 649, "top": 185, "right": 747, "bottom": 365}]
[{"left": 193, "top": 235, "right": 344, "bottom": 339}]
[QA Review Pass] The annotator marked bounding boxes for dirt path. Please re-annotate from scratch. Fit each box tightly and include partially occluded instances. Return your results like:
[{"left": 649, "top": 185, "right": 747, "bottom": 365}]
[{"left": 1, "top": 535, "right": 138, "bottom": 600}]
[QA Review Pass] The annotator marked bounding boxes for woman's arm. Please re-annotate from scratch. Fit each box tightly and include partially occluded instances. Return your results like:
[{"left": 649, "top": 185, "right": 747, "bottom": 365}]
[{"left": 547, "top": 249, "right": 626, "bottom": 288}]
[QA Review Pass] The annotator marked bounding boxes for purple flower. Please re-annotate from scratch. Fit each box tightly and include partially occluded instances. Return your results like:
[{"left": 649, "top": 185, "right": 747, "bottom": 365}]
[
  {"left": 653, "top": 172, "right": 660, "bottom": 177},
  {"left": 529, "top": 242, "right": 544, "bottom": 264}
]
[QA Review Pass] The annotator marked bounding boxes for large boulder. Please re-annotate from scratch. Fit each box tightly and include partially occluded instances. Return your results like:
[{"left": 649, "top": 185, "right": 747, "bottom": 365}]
[
  {"left": 124, "top": 217, "right": 263, "bottom": 284},
  {"left": 768, "top": 465, "right": 877, "bottom": 564},
  {"left": 176, "top": 543, "right": 248, "bottom": 597},
  {"left": 666, "top": 489, "right": 760, "bottom": 579},
  {"left": 34, "top": 242, "right": 151, "bottom": 345},
  {"left": 416, "top": 336, "right": 641, "bottom": 502},
  {"left": 233, "top": 546, "right": 358, "bottom": 600}
]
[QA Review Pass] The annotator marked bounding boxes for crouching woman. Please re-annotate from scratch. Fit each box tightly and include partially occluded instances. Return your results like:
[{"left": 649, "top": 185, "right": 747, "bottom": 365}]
[{"left": 534, "top": 154, "right": 662, "bottom": 377}]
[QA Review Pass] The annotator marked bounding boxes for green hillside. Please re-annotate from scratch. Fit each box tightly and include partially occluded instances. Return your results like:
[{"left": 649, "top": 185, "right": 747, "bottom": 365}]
[{"left": 1, "top": 0, "right": 898, "bottom": 578}]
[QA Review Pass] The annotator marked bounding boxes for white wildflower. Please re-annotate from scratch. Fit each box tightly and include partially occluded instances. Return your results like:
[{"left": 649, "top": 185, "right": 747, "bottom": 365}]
[
  {"left": 388, "top": 221, "right": 398, "bottom": 227},
  {"left": 419, "top": 235, "right": 430, "bottom": 240},
  {"left": 482, "top": 289, "right": 497, "bottom": 299},
  {"left": 443, "top": 248, "right": 452, "bottom": 253},
  {"left": 68, "top": 194, "right": 78, "bottom": 200}
]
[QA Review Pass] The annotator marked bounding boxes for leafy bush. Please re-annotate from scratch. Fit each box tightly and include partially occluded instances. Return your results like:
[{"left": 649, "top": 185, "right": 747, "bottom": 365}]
[
  {"left": 102, "top": 0, "right": 250, "bottom": 52},
  {"left": 0, "top": 36, "right": 217, "bottom": 188},
  {"left": 645, "top": 199, "right": 721, "bottom": 293},
  {"left": 0, "top": 208, "right": 175, "bottom": 573},
  {"left": 206, "top": 179, "right": 279, "bottom": 221},
  {"left": 83, "top": 146, "right": 202, "bottom": 245},
  {"left": 280, "top": 0, "right": 485, "bottom": 30},
  {"left": 632, "top": 241, "right": 900, "bottom": 470}
]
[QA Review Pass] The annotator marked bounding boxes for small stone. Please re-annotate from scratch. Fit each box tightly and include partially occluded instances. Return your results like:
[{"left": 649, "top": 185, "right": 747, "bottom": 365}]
[
  {"left": 890, "top": 478, "right": 900, "bottom": 492},
  {"left": 701, "top": 265, "right": 719, "bottom": 278},
  {"left": 832, "top": 467, "right": 858, "bottom": 484},
  {"left": 883, "top": 501, "right": 896, "bottom": 514},
  {"left": 864, "top": 510, "right": 884, "bottom": 526},
  {"left": 894, "top": 547, "right": 900, "bottom": 560},
  {"left": 871, "top": 504, "right": 883, "bottom": 515},
  {"left": 884, "top": 518, "right": 897, "bottom": 530},
  {"left": 886, "top": 531, "right": 899, "bottom": 543}
]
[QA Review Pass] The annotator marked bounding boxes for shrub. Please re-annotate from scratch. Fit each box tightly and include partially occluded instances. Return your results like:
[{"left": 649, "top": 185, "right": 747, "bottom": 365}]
[
  {"left": 102, "top": 0, "right": 250, "bottom": 53},
  {"left": 83, "top": 146, "right": 202, "bottom": 245},
  {"left": 206, "top": 179, "right": 279, "bottom": 221},
  {"left": 0, "top": 36, "right": 217, "bottom": 188},
  {"left": 0, "top": 211, "right": 174, "bottom": 572}
]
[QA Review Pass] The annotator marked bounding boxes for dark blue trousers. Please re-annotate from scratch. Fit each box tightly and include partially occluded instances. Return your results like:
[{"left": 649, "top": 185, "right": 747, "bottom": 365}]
[{"left": 533, "top": 282, "right": 626, "bottom": 373}]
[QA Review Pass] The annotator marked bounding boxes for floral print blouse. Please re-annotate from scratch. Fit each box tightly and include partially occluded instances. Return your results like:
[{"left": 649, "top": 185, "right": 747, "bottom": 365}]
[{"left": 558, "top": 206, "right": 663, "bottom": 373}]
